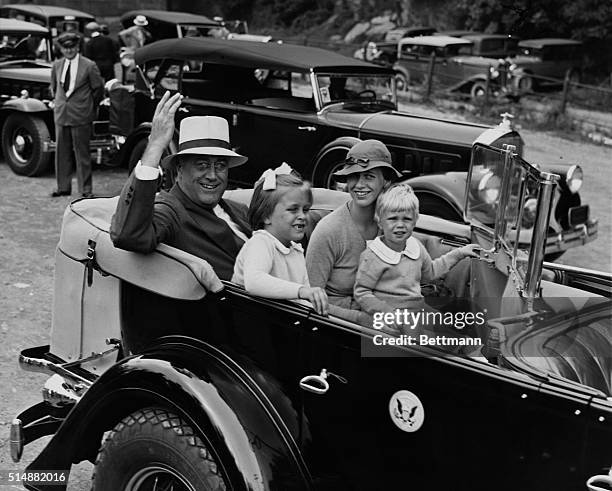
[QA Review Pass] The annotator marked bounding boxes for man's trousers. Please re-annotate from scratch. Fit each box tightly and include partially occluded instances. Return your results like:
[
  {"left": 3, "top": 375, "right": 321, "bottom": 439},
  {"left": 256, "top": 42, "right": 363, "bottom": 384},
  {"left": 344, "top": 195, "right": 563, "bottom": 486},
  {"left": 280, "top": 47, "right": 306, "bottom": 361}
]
[{"left": 54, "top": 124, "right": 92, "bottom": 195}]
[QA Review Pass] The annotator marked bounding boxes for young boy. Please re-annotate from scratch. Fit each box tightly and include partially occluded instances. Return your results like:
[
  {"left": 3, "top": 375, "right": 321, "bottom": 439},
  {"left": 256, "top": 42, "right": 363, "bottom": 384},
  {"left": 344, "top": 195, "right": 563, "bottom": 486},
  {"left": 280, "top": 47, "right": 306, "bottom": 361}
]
[{"left": 354, "top": 183, "right": 480, "bottom": 321}]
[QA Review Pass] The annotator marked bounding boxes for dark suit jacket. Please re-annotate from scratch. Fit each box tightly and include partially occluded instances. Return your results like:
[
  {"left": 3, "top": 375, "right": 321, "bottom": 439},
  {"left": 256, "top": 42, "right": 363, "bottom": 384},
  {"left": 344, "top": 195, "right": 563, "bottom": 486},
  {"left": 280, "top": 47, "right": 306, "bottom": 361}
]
[
  {"left": 51, "top": 54, "right": 104, "bottom": 126},
  {"left": 110, "top": 172, "right": 252, "bottom": 281}
]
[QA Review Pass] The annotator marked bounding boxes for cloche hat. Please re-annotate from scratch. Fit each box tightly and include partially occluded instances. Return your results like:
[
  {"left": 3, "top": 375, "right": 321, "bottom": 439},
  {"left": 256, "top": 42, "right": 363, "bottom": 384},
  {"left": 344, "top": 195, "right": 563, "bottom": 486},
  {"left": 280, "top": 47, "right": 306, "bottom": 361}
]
[
  {"left": 162, "top": 116, "right": 248, "bottom": 168},
  {"left": 333, "top": 139, "right": 401, "bottom": 178}
]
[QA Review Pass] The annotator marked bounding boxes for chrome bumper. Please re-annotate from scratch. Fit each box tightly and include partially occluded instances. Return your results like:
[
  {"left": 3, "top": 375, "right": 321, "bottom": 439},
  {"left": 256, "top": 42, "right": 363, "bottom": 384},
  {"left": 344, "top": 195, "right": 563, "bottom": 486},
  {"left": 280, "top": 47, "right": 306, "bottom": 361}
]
[{"left": 545, "top": 219, "right": 598, "bottom": 254}]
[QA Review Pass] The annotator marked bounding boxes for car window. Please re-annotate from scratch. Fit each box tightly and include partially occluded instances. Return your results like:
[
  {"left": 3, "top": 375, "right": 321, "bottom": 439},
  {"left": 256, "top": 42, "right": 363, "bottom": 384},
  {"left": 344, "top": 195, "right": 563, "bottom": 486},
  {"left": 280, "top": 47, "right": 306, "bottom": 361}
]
[
  {"left": 155, "top": 60, "right": 181, "bottom": 94},
  {"left": 144, "top": 60, "right": 162, "bottom": 84},
  {"left": 0, "top": 33, "right": 50, "bottom": 61},
  {"left": 481, "top": 38, "right": 504, "bottom": 53}
]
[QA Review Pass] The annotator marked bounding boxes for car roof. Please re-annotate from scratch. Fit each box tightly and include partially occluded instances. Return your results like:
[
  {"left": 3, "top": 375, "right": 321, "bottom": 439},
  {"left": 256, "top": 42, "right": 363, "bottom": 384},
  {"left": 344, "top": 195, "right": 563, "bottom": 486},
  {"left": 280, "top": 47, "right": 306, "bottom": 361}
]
[
  {"left": 120, "top": 9, "right": 217, "bottom": 26},
  {"left": 135, "top": 37, "right": 395, "bottom": 74},
  {"left": 463, "top": 33, "right": 518, "bottom": 41},
  {"left": 398, "top": 35, "right": 473, "bottom": 47},
  {"left": 0, "top": 18, "right": 49, "bottom": 34},
  {"left": 519, "top": 38, "right": 582, "bottom": 48},
  {"left": 0, "top": 4, "right": 94, "bottom": 19}
]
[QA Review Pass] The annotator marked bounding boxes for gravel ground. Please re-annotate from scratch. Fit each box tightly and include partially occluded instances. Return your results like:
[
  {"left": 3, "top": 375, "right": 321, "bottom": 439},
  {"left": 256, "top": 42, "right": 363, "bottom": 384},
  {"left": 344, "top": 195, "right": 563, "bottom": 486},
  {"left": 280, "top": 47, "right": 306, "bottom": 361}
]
[{"left": 0, "top": 114, "right": 610, "bottom": 489}]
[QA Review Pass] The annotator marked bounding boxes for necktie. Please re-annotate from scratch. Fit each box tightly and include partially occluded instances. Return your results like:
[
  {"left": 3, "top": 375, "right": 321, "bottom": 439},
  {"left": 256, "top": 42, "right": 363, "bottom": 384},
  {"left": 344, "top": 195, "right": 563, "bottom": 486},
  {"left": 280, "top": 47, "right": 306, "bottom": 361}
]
[{"left": 63, "top": 60, "right": 71, "bottom": 93}]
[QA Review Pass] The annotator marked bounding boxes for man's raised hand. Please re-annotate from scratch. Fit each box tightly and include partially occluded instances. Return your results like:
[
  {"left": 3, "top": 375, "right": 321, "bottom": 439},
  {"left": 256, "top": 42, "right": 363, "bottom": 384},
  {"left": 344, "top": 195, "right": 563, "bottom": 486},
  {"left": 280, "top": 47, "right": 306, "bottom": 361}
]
[{"left": 141, "top": 91, "right": 183, "bottom": 168}]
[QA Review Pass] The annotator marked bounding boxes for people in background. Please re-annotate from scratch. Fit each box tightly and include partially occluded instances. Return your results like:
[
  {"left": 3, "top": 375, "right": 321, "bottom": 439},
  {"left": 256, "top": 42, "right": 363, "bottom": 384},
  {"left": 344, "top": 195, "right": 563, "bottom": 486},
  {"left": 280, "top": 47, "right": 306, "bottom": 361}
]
[
  {"left": 83, "top": 21, "right": 118, "bottom": 81},
  {"left": 49, "top": 31, "right": 104, "bottom": 198},
  {"left": 119, "top": 14, "right": 152, "bottom": 50}
]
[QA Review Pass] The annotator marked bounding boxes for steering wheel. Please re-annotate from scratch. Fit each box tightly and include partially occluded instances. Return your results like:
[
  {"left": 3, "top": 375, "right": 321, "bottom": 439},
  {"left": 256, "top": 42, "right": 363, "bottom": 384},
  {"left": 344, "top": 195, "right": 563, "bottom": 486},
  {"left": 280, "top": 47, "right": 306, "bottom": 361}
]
[{"left": 356, "top": 89, "right": 376, "bottom": 99}]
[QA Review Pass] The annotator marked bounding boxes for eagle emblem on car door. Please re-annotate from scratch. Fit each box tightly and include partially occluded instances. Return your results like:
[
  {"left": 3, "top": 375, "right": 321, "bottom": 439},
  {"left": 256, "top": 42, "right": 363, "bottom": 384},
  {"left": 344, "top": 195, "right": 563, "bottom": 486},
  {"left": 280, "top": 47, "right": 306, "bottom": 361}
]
[{"left": 389, "top": 390, "right": 425, "bottom": 432}]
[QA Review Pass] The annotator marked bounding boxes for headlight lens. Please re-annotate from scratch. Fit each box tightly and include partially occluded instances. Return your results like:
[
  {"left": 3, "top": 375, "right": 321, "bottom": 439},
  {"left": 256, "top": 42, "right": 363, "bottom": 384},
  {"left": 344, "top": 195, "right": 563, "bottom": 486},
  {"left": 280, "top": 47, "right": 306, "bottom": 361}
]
[
  {"left": 566, "top": 165, "right": 583, "bottom": 193},
  {"left": 521, "top": 198, "right": 538, "bottom": 229},
  {"left": 489, "top": 67, "right": 499, "bottom": 78},
  {"left": 478, "top": 171, "right": 501, "bottom": 204}
]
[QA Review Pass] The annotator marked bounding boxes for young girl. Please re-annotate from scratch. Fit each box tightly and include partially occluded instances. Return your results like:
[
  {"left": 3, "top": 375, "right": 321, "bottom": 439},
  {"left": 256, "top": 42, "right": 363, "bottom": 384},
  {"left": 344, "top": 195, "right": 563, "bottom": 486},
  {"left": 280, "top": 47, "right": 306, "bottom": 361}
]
[
  {"left": 232, "top": 163, "right": 329, "bottom": 315},
  {"left": 354, "top": 183, "right": 479, "bottom": 317}
]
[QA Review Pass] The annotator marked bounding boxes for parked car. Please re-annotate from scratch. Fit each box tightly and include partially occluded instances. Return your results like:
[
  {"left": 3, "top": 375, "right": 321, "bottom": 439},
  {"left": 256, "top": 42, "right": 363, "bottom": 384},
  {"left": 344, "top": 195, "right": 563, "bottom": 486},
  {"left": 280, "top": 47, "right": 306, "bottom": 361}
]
[
  {"left": 461, "top": 33, "right": 520, "bottom": 58},
  {"left": 0, "top": 18, "right": 116, "bottom": 176},
  {"left": 508, "top": 38, "right": 584, "bottom": 92},
  {"left": 10, "top": 139, "right": 612, "bottom": 490},
  {"left": 393, "top": 35, "right": 511, "bottom": 100},
  {"left": 0, "top": 4, "right": 95, "bottom": 38},
  {"left": 119, "top": 9, "right": 245, "bottom": 41},
  {"left": 356, "top": 25, "right": 436, "bottom": 65}
]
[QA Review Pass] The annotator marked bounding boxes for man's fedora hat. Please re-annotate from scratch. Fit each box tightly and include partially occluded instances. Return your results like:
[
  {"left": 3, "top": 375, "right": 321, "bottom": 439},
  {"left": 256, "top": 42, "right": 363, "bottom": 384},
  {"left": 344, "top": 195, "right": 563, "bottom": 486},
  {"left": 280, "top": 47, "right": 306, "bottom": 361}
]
[
  {"left": 333, "top": 139, "right": 401, "bottom": 178},
  {"left": 162, "top": 116, "right": 248, "bottom": 168},
  {"left": 57, "top": 32, "right": 80, "bottom": 48},
  {"left": 133, "top": 15, "right": 149, "bottom": 26}
]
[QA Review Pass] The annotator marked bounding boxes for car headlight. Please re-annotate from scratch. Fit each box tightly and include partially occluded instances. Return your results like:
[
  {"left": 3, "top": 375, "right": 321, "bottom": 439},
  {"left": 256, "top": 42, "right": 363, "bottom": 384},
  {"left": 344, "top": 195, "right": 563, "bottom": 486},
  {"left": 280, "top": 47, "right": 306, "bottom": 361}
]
[
  {"left": 489, "top": 67, "right": 500, "bottom": 78},
  {"left": 521, "top": 197, "right": 538, "bottom": 229},
  {"left": 566, "top": 164, "right": 583, "bottom": 193},
  {"left": 509, "top": 63, "right": 517, "bottom": 71},
  {"left": 478, "top": 171, "right": 501, "bottom": 204}
]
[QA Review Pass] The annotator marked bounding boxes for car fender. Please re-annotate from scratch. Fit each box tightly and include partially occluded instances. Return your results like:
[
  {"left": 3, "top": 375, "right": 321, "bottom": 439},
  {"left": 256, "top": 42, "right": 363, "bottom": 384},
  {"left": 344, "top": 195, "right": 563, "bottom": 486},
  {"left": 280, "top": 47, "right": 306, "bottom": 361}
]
[
  {"left": 26, "top": 336, "right": 310, "bottom": 491},
  {"left": 0, "top": 97, "right": 50, "bottom": 114},
  {"left": 404, "top": 172, "right": 467, "bottom": 217},
  {"left": 310, "top": 135, "right": 361, "bottom": 183}
]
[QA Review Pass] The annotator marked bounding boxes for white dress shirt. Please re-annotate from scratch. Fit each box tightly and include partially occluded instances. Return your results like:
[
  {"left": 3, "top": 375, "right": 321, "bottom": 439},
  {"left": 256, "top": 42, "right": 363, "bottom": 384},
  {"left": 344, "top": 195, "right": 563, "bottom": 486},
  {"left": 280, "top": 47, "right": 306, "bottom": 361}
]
[{"left": 60, "top": 54, "right": 79, "bottom": 98}]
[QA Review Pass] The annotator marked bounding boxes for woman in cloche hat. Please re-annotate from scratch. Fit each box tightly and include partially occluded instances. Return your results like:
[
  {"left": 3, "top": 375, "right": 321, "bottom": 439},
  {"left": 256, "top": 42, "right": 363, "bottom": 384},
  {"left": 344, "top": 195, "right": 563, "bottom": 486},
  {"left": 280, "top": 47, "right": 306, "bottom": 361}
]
[{"left": 305, "top": 140, "right": 401, "bottom": 324}]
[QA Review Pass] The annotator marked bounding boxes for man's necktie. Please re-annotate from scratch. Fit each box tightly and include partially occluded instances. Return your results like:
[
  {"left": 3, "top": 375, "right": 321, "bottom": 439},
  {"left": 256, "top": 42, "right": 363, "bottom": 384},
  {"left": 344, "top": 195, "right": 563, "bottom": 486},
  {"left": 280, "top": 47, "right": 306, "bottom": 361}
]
[{"left": 63, "top": 61, "right": 71, "bottom": 93}]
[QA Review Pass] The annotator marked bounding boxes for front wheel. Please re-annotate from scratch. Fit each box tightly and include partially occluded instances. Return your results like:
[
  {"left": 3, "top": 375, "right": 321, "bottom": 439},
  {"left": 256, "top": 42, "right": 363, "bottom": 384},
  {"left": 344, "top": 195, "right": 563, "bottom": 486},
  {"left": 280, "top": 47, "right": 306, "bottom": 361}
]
[
  {"left": 92, "top": 407, "right": 227, "bottom": 491},
  {"left": 1, "top": 113, "right": 51, "bottom": 176},
  {"left": 515, "top": 74, "right": 533, "bottom": 93},
  {"left": 395, "top": 72, "right": 409, "bottom": 92},
  {"left": 470, "top": 81, "right": 488, "bottom": 101}
]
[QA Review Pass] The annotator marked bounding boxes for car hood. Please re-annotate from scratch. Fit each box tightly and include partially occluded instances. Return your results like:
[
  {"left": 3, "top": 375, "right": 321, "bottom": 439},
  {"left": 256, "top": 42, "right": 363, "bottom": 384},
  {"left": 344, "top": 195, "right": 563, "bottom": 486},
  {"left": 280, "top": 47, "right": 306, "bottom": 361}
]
[
  {"left": 0, "top": 65, "right": 51, "bottom": 83},
  {"left": 322, "top": 108, "right": 489, "bottom": 147}
]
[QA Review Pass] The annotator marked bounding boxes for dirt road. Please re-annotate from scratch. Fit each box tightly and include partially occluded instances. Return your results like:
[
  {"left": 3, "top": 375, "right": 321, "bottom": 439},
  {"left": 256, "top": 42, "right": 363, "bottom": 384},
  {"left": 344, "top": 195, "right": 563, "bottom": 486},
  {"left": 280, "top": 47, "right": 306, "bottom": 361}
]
[{"left": 0, "top": 123, "right": 610, "bottom": 489}]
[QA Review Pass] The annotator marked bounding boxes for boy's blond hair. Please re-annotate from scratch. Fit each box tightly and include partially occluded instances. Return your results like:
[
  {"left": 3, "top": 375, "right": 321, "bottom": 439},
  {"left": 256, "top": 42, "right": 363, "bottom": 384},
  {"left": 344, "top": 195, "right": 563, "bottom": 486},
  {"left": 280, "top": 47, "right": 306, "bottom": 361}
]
[{"left": 374, "top": 183, "right": 420, "bottom": 223}]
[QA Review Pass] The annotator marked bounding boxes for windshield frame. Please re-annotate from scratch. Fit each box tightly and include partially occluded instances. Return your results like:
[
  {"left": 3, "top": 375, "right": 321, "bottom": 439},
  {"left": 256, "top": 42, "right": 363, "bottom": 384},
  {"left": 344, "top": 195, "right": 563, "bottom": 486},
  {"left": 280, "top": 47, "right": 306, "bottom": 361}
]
[
  {"left": 312, "top": 71, "right": 397, "bottom": 111},
  {"left": 0, "top": 31, "right": 51, "bottom": 62}
]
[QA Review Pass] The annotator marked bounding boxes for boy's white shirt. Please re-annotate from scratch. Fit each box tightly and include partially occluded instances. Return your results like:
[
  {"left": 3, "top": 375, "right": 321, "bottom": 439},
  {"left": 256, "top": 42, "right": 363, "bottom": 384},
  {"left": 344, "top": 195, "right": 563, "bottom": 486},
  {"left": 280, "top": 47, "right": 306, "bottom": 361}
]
[{"left": 366, "top": 235, "right": 420, "bottom": 264}]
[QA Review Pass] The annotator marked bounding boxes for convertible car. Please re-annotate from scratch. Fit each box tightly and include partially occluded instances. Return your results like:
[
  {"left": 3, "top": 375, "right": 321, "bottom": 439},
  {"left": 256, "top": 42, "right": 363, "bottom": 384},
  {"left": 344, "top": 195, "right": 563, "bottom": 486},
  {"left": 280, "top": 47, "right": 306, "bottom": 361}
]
[{"left": 10, "top": 136, "right": 612, "bottom": 490}]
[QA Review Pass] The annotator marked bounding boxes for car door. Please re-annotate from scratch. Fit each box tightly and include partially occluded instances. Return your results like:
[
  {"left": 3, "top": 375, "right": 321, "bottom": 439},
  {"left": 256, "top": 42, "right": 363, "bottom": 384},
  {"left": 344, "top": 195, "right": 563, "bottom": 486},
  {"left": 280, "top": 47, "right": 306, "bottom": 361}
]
[
  {"left": 230, "top": 72, "right": 329, "bottom": 186},
  {"left": 297, "top": 313, "right": 593, "bottom": 490}
]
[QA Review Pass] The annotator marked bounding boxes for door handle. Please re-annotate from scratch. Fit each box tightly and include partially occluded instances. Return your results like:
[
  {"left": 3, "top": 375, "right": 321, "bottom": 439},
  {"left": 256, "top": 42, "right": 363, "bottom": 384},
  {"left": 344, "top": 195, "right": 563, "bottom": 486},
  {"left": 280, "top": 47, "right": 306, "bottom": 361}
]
[
  {"left": 299, "top": 368, "right": 347, "bottom": 395},
  {"left": 298, "top": 126, "right": 317, "bottom": 132},
  {"left": 178, "top": 107, "right": 189, "bottom": 113},
  {"left": 587, "top": 473, "right": 612, "bottom": 491}
]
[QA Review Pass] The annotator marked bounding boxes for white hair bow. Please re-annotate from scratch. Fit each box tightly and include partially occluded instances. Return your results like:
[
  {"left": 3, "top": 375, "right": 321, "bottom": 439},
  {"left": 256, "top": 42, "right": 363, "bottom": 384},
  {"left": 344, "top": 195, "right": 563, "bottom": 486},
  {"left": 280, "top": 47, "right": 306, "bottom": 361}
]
[{"left": 258, "top": 162, "right": 294, "bottom": 190}]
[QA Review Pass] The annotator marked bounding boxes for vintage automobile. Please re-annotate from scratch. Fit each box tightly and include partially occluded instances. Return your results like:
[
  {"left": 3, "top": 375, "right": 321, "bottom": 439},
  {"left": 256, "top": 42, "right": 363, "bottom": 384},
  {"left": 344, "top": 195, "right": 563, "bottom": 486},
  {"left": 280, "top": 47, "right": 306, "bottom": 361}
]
[
  {"left": 10, "top": 136, "right": 612, "bottom": 490},
  {"left": 0, "top": 4, "right": 95, "bottom": 38},
  {"left": 114, "top": 37, "right": 594, "bottom": 259},
  {"left": 358, "top": 25, "right": 437, "bottom": 65},
  {"left": 0, "top": 18, "right": 116, "bottom": 176},
  {"left": 460, "top": 33, "right": 520, "bottom": 58},
  {"left": 119, "top": 9, "right": 248, "bottom": 40},
  {"left": 508, "top": 38, "right": 584, "bottom": 92},
  {"left": 392, "top": 35, "right": 511, "bottom": 99}
]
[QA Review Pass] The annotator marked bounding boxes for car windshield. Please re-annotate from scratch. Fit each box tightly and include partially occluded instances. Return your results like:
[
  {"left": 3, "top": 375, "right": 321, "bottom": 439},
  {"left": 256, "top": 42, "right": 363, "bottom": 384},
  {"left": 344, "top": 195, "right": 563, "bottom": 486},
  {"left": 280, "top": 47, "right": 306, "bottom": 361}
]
[
  {"left": 315, "top": 73, "right": 395, "bottom": 108},
  {"left": 179, "top": 24, "right": 221, "bottom": 38},
  {"left": 466, "top": 145, "right": 550, "bottom": 283},
  {"left": 0, "top": 32, "right": 50, "bottom": 61},
  {"left": 518, "top": 46, "right": 542, "bottom": 58}
]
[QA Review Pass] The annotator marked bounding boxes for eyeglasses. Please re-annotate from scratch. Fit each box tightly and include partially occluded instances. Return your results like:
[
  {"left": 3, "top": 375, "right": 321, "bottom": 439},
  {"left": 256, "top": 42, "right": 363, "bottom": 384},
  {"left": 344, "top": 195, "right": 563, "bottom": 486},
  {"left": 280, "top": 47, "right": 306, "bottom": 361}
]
[{"left": 345, "top": 157, "right": 370, "bottom": 167}]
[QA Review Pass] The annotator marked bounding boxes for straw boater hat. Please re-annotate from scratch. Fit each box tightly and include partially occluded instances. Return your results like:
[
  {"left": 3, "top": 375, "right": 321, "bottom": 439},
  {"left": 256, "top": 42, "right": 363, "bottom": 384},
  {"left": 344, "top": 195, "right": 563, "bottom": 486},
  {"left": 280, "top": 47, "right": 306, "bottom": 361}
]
[
  {"left": 133, "top": 15, "right": 149, "bottom": 26},
  {"left": 333, "top": 139, "right": 401, "bottom": 179},
  {"left": 162, "top": 116, "right": 248, "bottom": 168}
]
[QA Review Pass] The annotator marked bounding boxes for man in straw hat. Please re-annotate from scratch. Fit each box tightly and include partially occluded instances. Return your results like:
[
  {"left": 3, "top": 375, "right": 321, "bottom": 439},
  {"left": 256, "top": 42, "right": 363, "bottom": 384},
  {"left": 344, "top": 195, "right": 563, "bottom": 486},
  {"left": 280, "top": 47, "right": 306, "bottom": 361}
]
[
  {"left": 50, "top": 31, "right": 104, "bottom": 198},
  {"left": 111, "top": 92, "right": 252, "bottom": 280}
]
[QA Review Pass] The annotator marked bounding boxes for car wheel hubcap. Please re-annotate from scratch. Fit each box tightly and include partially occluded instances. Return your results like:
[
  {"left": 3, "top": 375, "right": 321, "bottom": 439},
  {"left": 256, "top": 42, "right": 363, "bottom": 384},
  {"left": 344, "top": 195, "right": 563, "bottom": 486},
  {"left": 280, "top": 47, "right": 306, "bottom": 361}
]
[
  {"left": 125, "top": 465, "right": 195, "bottom": 491},
  {"left": 326, "top": 162, "right": 348, "bottom": 192},
  {"left": 11, "top": 130, "right": 32, "bottom": 164}
]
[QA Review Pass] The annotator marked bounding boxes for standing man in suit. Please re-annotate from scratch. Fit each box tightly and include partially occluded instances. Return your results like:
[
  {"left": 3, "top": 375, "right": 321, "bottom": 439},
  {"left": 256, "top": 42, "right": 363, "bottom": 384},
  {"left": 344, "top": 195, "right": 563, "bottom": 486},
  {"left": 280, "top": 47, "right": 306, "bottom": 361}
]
[{"left": 50, "top": 31, "right": 104, "bottom": 198}]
